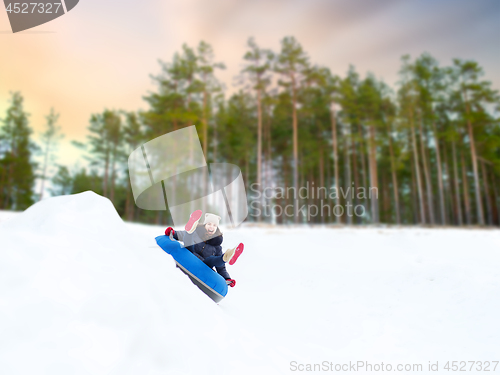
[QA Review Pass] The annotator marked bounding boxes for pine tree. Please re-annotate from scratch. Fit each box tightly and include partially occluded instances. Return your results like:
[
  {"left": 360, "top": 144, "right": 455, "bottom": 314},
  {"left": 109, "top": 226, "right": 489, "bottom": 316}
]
[
  {"left": 358, "top": 74, "right": 384, "bottom": 224},
  {"left": 450, "top": 59, "right": 500, "bottom": 225},
  {"left": 197, "top": 41, "right": 225, "bottom": 159},
  {"left": 38, "top": 108, "right": 63, "bottom": 200},
  {"left": 242, "top": 37, "right": 274, "bottom": 219},
  {"left": 399, "top": 56, "right": 426, "bottom": 224},
  {"left": 123, "top": 111, "right": 144, "bottom": 221},
  {"left": 275, "top": 36, "right": 309, "bottom": 223},
  {"left": 49, "top": 165, "right": 72, "bottom": 196},
  {"left": 0, "top": 92, "right": 36, "bottom": 210},
  {"left": 322, "top": 70, "right": 341, "bottom": 223},
  {"left": 83, "top": 110, "right": 122, "bottom": 202}
]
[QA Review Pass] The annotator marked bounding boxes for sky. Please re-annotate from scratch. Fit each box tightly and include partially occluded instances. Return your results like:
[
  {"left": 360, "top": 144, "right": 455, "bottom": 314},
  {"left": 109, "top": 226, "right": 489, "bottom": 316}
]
[{"left": 0, "top": 0, "right": 499, "bottom": 169}]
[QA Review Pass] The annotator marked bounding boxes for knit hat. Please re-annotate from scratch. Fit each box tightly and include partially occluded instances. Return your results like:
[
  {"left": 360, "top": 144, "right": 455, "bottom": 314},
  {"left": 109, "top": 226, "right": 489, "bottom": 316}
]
[{"left": 204, "top": 213, "right": 221, "bottom": 227}]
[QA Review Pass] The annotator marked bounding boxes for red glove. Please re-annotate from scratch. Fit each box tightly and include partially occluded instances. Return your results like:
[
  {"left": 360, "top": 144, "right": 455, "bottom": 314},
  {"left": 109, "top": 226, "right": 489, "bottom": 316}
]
[
  {"left": 226, "top": 279, "right": 236, "bottom": 288},
  {"left": 165, "top": 227, "right": 175, "bottom": 236}
]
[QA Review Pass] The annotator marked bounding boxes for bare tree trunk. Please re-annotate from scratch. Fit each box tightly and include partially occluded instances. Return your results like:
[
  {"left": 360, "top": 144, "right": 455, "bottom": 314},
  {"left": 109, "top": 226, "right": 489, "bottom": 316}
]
[
  {"left": 480, "top": 160, "right": 493, "bottom": 226},
  {"left": 110, "top": 145, "right": 117, "bottom": 204},
  {"left": 325, "top": 145, "right": 331, "bottom": 222},
  {"left": 291, "top": 73, "right": 299, "bottom": 224},
  {"left": 173, "top": 96, "right": 180, "bottom": 210},
  {"left": 319, "top": 145, "right": 325, "bottom": 223},
  {"left": 103, "top": 151, "right": 109, "bottom": 198},
  {"left": 185, "top": 88, "right": 196, "bottom": 214},
  {"left": 265, "top": 114, "right": 272, "bottom": 223},
  {"left": 467, "top": 121, "right": 484, "bottom": 225},
  {"left": 110, "top": 164, "right": 116, "bottom": 204},
  {"left": 388, "top": 128, "right": 400, "bottom": 224},
  {"left": 410, "top": 111, "right": 426, "bottom": 224},
  {"left": 0, "top": 166, "right": 6, "bottom": 207},
  {"left": 352, "top": 127, "right": 359, "bottom": 223},
  {"left": 256, "top": 88, "right": 262, "bottom": 222},
  {"left": 39, "top": 139, "right": 51, "bottom": 201},
  {"left": 431, "top": 121, "right": 446, "bottom": 224},
  {"left": 358, "top": 123, "right": 368, "bottom": 218},
  {"left": 282, "top": 156, "right": 289, "bottom": 224},
  {"left": 451, "top": 138, "right": 463, "bottom": 226},
  {"left": 125, "top": 176, "right": 135, "bottom": 221},
  {"left": 308, "top": 171, "right": 314, "bottom": 223},
  {"left": 213, "top": 119, "right": 217, "bottom": 163},
  {"left": 410, "top": 150, "right": 419, "bottom": 224},
  {"left": 417, "top": 116, "right": 435, "bottom": 225},
  {"left": 462, "top": 89, "right": 484, "bottom": 225},
  {"left": 344, "top": 122, "right": 352, "bottom": 225},
  {"left": 368, "top": 123, "right": 379, "bottom": 223},
  {"left": 245, "top": 153, "right": 250, "bottom": 193},
  {"left": 491, "top": 170, "right": 500, "bottom": 226},
  {"left": 382, "top": 172, "right": 390, "bottom": 222},
  {"left": 202, "top": 75, "right": 208, "bottom": 156},
  {"left": 357, "top": 124, "right": 368, "bottom": 188},
  {"left": 267, "top": 116, "right": 272, "bottom": 182},
  {"left": 4, "top": 158, "right": 14, "bottom": 209},
  {"left": 187, "top": 109, "right": 193, "bottom": 159},
  {"left": 202, "top": 76, "right": 209, "bottom": 213},
  {"left": 441, "top": 141, "right": 453, "bottom": 225},
  {"left": 461, "top": 151, "right": 472, "bottom": 225},
  {"left": 331, "top": 103, "right": 340, "bottom": 224}
]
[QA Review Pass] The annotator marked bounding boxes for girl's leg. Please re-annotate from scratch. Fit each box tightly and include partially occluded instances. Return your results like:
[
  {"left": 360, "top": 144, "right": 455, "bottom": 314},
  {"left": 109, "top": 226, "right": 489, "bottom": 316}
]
[
  {"left": 185, "top": 210, "right": 202, "bottom": 234},
  {"left": 203, "top": 255, "right": 225, "bottom": 268}
]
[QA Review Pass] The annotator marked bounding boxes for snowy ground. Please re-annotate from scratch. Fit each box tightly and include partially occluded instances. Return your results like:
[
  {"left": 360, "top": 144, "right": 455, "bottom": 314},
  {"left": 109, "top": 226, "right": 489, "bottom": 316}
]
[{"left": 1, "top": 192, "right": 499, "bottom": 375}]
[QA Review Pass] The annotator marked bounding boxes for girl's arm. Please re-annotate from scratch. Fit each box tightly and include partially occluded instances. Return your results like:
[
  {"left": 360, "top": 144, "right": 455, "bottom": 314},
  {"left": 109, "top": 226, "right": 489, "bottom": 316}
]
[{"left": 173, "top": 230, "right": 187, "bottom": 241}]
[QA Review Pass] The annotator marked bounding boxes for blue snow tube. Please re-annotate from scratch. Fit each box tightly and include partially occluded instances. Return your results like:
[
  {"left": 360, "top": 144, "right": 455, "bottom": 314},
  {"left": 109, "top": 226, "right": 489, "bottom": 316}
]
[{"left": 155, "top": 235, "right": 228, "bottom": 303}]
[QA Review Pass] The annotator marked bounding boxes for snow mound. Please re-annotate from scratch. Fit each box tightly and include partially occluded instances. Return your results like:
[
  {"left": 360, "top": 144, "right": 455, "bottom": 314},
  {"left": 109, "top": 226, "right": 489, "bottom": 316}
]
[
  {"left": 1, "top": 191, "right": 125, "bottom": 237},
  {"left": 0, "top": 192, "right": 281, "bottom": 375}
]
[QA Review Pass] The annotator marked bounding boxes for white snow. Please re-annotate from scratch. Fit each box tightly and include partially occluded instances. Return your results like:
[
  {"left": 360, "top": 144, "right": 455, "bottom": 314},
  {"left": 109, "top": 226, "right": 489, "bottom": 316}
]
[
  {"left": 0, "top": 210, "right": 19, "bottom": 224},
  {"left": 1, "top": 192, "right": 499, "bottom": 374}
]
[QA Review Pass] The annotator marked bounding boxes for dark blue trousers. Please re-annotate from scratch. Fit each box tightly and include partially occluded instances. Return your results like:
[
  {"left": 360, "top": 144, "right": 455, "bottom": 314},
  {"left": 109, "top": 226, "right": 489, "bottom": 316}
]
[{"left": 203, "top": 255, "right": 225, "bottom": 268}]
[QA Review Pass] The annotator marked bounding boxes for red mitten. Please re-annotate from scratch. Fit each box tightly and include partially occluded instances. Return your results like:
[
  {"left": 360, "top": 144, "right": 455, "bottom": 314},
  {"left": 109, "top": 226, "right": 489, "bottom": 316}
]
[
  {"left": 226, "top": 279, "right": 236, "bottom": 288},
  {"left": 165, "top": 227, "right": 175, "bottom": 236}
]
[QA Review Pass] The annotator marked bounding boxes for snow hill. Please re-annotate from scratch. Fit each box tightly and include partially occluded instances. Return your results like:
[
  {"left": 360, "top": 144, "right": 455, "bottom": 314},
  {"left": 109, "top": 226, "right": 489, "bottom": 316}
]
[{"left": 1, "top": 192, "right": 499, "bottom": 375}]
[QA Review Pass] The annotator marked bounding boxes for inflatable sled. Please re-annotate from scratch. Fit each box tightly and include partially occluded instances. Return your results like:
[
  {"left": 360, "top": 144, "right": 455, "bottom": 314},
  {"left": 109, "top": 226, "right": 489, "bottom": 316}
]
[{"left": 156, "top": 235, "right": 228, "bottom": 303}]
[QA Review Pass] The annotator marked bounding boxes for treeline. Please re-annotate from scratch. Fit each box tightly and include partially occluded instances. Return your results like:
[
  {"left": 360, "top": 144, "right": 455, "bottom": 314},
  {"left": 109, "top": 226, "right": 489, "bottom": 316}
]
[{"left": 1, "top": 37, "right": 499, "bottom": 226}]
